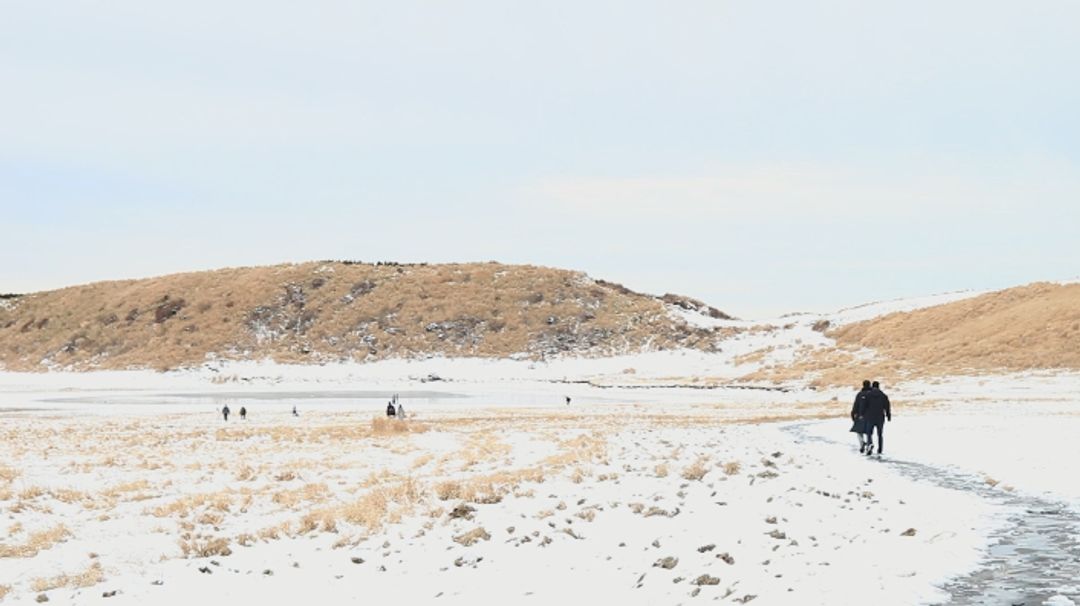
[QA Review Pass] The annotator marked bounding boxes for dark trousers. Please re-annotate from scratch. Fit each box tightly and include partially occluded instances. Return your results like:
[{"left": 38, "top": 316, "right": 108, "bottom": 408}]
[{"left": 866, "top": 419, "right": 884, "bottom": 452}]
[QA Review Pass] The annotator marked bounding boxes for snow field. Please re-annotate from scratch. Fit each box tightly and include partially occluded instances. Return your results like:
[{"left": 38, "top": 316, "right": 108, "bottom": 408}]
[{"left": 0, "top": 403, "right": 997, "bottom": 605}]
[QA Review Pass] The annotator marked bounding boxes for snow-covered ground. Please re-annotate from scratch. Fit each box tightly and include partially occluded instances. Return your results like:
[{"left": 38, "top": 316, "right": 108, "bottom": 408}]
[
  {"left": 2, "top": 361, "right": 1079, "bottom": 605},
  {"left": 1, "top": 290, "right": 1077, "bottom": 605}
]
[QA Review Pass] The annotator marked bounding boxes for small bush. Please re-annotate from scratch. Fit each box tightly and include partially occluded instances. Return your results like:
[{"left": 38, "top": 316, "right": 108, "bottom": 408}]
[{"left": 681, "top": 457, "right": 710, "bottom": 481}]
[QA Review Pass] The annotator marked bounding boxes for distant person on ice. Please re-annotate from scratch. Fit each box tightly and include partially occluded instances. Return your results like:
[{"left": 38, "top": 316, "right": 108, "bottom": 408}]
[
  {"left": 386, "top": 401, "right": 396, "bottom": 417},
  {"left": 396, "top": 402, "right": 405, "bottom": 419},
  {"left": 850, "top": 380, "right": 871, "bottom": 453},
  {"left": 292, "top": 405, "right": 299, "bottom": 417},
  {"left": 221, "top": 404, "right": 230, "bottom": 421},
  {"left": 565, "top": 396, "right": 572, "bottom": 406},
  {"left": 239, "top": 406, "right": 247, "bottom": 420},
  {"left": 864, "top": 381, "right": 892, "bottom": 456}
]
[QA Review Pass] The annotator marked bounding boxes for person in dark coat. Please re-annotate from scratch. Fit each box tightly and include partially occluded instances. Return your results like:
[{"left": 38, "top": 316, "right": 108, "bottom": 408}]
[
  {"left": 850, "top": 380, "right": 872, "bottom": 453},
  {"left": 239, "top": 406, "right": 247, "bottom": 420},
  {"left": 221, "top": 405, "right": 230, "bottom": 421},
  {"left": 863, "top": 381, "right": 892, "bottom": 456},
  {"left": 386, "top": 401, "right": 396, "bottom": 417}
]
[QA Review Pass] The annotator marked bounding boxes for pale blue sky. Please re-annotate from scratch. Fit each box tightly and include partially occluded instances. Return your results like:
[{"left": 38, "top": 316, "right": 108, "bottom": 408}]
[{"left": 2, "top": 0, "right": 1078, "bottom": 317}]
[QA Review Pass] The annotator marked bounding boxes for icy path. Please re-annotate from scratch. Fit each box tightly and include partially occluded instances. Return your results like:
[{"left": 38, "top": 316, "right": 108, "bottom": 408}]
[{"left": 787, "top": 422, "right": 1080, "bottom": 606}]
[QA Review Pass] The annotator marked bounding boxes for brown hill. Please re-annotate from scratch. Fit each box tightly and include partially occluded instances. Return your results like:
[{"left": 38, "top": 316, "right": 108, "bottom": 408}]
[
  {"left": 0, "top": 261, "right": 733, "bottom": 371},
  {"left": 830, "top": 282, "right": 1080, "bottom": 372}
]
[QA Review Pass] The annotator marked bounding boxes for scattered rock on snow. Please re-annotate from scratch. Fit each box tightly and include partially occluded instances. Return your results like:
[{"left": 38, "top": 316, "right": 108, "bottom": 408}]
[
  {"left": 453, "top": 527, "right": 491, "bottom": 546},
  {"left": 653, "top": 557, "right": 679, "bottom": 569},
  {"left": 901, "top": 528, "right": 917, "bottom": 537},
  {"left": 692, "top": 574, "right": 721, "bottom": 586},
  {"left": 698, "top": 544, "right": 716, "bottom": 553},
  {"left": 449, "top": 503, "right": 476, "bottom": 520}
]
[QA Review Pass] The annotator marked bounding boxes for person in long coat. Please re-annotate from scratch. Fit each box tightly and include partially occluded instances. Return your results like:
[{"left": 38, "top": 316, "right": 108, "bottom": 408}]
[
  {"left": 863, "top": 381, "right": 892, "bottom": 456},
  {"left": 850, "top": 380, "right": 871, "bottom": 453}
]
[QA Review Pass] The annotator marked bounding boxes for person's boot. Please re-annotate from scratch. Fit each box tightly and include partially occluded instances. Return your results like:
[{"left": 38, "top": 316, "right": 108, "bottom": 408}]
[{"left": 865, "top": 445, "right": 873, "bottom": 456}]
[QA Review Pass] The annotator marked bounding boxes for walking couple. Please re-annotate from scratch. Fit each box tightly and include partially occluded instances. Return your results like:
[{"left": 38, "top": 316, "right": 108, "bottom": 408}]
[{"left": 850, "top": 380, "right": 891, "bottom": 456}]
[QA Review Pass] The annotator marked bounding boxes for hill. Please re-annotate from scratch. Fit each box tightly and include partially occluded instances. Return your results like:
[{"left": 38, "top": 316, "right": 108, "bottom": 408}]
[
  {"left": 0, "top": 261, "right": 733, "bottom": 371},
  {"left": 830, "top": 282, "right": 1080, "bottom": 373}
]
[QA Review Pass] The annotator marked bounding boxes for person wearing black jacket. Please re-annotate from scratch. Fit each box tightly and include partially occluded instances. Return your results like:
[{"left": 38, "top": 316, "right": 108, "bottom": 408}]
[
  {"left": 386, "top": 401, "right": 396, "bottom": 417},
  {"left": 863, "top": 381, "right": 892, "bottom": 456},
  {"left": 850, "top": 380, "right": 872, "bottom": 453}
]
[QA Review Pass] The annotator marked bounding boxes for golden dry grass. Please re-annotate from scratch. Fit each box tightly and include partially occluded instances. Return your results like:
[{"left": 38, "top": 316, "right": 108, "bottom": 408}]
[
  {"left": 0, "top": 261, "right": 729, "bottom": 371},
  {"left": 0, "top": 584, "right": 10, "bottom": 600},
  {"left": 680, "top": 457, "right": 711, "bottom": 481},
  {"left": 453, "top": 527, "right": 491, "bottom": 546},
  {"left": 832, "top": 282, "right": 1080, "bottom": 372},
  {"left": 179, "top": 536, "right": 232, "bottom": 558},
  {"left": 0, "top": 465, "right": 17, "bottom": 483},
  {"left": 29, "top": 562, "right": 104, "bottom": 592},
  {"left": 0, "top": 525, "right": 71, "bottom": 558}
]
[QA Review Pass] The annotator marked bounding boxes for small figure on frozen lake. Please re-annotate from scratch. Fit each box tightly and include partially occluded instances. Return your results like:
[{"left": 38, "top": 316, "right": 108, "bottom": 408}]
[
  {"left": 221, "top": 404, "right": 230, "bottom": 421},
  {"left": 863, "top": 381, "right": 892, "bottom": 456},
  {"left": 851, "top": 380, "right": 871, "bottom": 453},
  {"left": 239, "top": 406, "right": 247, "bottom": 420},
  {"left": 386, "top": 401, "right": 396, "bottom": 417},
  {"left": 292, "top": 405, "right": 299, "bottom": 417},
  {"left": 396, "top": 402, "right": 405, "bottom": 419},
  {"left": 565, "top": 396, "right": 572, "bottom": 406}
]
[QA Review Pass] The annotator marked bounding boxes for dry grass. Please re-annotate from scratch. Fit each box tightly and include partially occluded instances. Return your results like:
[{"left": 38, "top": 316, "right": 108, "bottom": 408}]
[
  {"left": 150, "top": 492, "right": 234, "bottom": 519},
  {"left": 722, "top": 461, "right": 742, "bottom": 475},
  {"left": 29, "top": 562, "right": 104, "bottom": 592},
  {"left": 453, "top": 527, "right": 491, "bottom": 546},
  {"left": 0, "top": 584, "right": 10, "bottom": 600},
  {"left": 179, "top": 536, "right": 232, "bottom": 558},
  {"left": 681, "top": 457, "right": 710, "bottom": 481},
  {"left": 653, "top": 463, "right": 669, "bottom": 478},
  {"left": 370, "top": 416, "right": 429, "bottom": 436},
  {"left": 0, "top": 525, "right": 71, "bottom": 558},
  {"left": 272, "top": 483, "right": 331, "bottom": 509},
  {"left": 832, "top": 282, "right": 1080, "bottom": 372},
  {"left": 0, "top": 261, "right": 730, "bottom": 371}
]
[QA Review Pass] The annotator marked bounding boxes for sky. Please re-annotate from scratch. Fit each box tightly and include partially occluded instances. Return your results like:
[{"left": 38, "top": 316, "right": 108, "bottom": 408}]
[{"left": 2, "top": 0, "right": 1078, "bottom": 318}]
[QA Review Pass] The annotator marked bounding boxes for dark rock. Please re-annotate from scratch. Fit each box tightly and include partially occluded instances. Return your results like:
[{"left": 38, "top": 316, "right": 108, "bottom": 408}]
[{"left": 692, "top": 574, "right": 721, "bottom": 586}]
